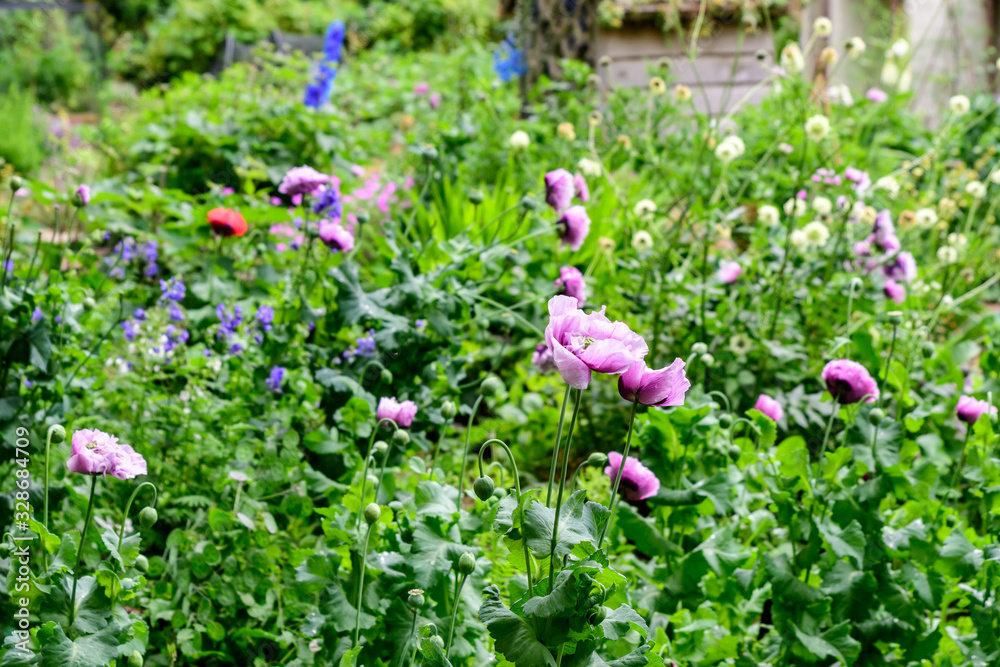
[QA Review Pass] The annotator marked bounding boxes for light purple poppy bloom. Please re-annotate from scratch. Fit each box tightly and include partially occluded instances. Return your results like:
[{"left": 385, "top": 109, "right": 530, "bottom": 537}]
[
  {"left": 67, "top": 428, "right": 147, "bottom": 480},
  {"left": 414, "top": 82, "right": 430, "bottom": 95},
  {"left": 377, "top": 397, "right": 418, "bottom": 428},
  {"left": 753, "top": 394, "right": 784, "bottom": 422},
  {"left": 545, "top": 169, "right": 575, "bottom": 212},
  {"left": 429, "top": 92, "right": 441, "bottom": 109},
  {"left": 866, "top": 88, "right": 888, "bottom": 103},
  {"left": 883, "top": 251, "right": 917, "bottom": 283},
  {"left": 318, "top": 220, "right": 355, "bottom": 252},
  {"left": 75, "top": 185, "right": 91, "bottom": 206},
  {"left": 555, "top": 266, "right": 586, "bottom": 303},
  {"left": 821, "top": 359, "right": 879, "bottom": 404},
  {"left": 605, "top": 452, "right": 660, "bottom": 501},
  {"left": 532, "top": 343, "right": 555, "bottom": 373},
  {"left": 543, "top": 295, "right": 648, "bottom": 390},
  {"left": 956, "top": 396, "right": 997, "bottom": 424},
  {"left": 557, "top": 205, "right": 591, "bottom": 251},
  {"left": 719, "top": 261, "right": 742, "bottom": 284},
  {"left": 573, "top": 173, "right": 590, "bottom": 203},
  {"left": 884, "top": 279, "right": 906, "bottom": 304},
  {"left": 278, "top": 166, "right": 330, "bottom": 196},
  {"left": 617, "top": 358, "right": 690, "bottom": 407}
]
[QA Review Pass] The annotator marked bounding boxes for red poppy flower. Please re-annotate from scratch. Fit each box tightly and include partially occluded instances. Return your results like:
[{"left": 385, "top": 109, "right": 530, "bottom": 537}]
[{"left": 207, "top": 208, "right": 248, "bottom": 237}]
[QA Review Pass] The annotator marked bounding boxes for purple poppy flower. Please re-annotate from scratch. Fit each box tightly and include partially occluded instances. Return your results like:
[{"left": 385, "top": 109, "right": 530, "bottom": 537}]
[
  {"left": 557, "top": 206, "right": 591, "bottom": 251},
  {"left": 617, "top": 358, "right": 690, "bottom": 407},
  {"left": 318, "top": 220, "right": 354, "bottom": 252},
  {"left": 956, "top": 395, "right": 997, "bottom": 424},
  {"left": 605, "top": 452, "right": 660, "bottom": 501},
  {"left": 545, "top": 169, "right": 574, "bottom": 212},
  {"left": 278, "top": 166, "right": 330, "bottom": 196},
  {"left": 573, "top": 173, "right": 590, "bottom": 203},
  {"left": 75, "top": 185, "right": 91, "bottom": 206},
  {"left": 753, "top": 394, "right": 784, "bottom": 422},
  {"left": 821, "top": 359, "right": 879, "bottom": 404},
  {"left": 866, "top": 88, "right": 888, "bottom": 103},
  {"left": 883, "top": 251, "right": 917, "bottom": 283},
  {"left": 67, "top": 429, "right": 147, "bottom": 480},
  {"left": 719, "top": 261, "right": 742, "bottom": 284},
  {"left": 532, "top": 343, "right": 555, "bottom": 372},
  {"left": 884, "top": 279, "right": 906, "bottom": 304},
  {"left": 543, "top": 295, "right": 648, "bottom": 390},
  {"left": 555, "top": 266, "right": 586, "bottom": 303},
  {"left": 377, "top": 397, "right": 418, "bottom": 428},
  {"left": 267, "top": 366, "right": 285, "bottom": 393}
]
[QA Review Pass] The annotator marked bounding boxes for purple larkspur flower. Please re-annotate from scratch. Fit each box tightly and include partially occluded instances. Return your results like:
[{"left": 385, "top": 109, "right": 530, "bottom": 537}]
[
  {"left": 256, "top": 305, "right": 274, "bottom": 333},
  {"left": 31, "top": 307, "right": 43, "bottom": 324},
  {"left": 312, "top": 180, "right": 343, "bottom": 219},
  {"left": 415, "top": 319, "right": 426, "bottom": 330},
  {"left": 267, "top": 366, "right": 286, "bottom": 393},
  {"left": 821, "top": 359, "right": 879, "bottom": 404},
  {"left": 169, "top": 304, "right": 185, "bottom": 322},
  {"left": 605, "top": 452, "right": 660, "bottom": 501},
  {"left": 618, "top": 358, "right": 690, "bottom": 407},
  {"left": 134, "top": 309, "right": 146, "bottom": 321},
  {"left": 160, "top": 277, "right": 185, "bottom": 302},
  {"left": 278, "top": 166, "right": 329, "bottom": 196},
  {"left": 216, "top": 304, "right": 243, "bottom": 339},
  {"left": 356, "top": 329, "right": 376, "bottom": 358},
  {"left": 122, "top": 320, "right": 140, "bottom": 342}
]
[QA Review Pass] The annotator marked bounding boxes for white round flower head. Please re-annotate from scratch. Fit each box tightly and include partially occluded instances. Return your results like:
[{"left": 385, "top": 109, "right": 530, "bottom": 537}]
[
  {"left": 714, "top": 135, "right": 745, "bottom": 164},
  {"left": 881, "top": 62, "right": 900, "bottom": 87},
  {"left": 990, "top": 170, "right": 1000, "bottom": 185},
  {"left": 898, "top": 68, "right": 912, "bottom": 93},
  {"left": 802, "top": 220, "right": 830, "bottom": 247},
  {"left": 632, "top": 230, "right": 654, "bottom": 252},
  {"left": 891, "top": 39, "right": 910, "bottom": 58},
  {"left": 874, "top": 176, "right": 900, "bottom": 197},
  {"left": 937, "top": 245, "right": 959, "bottom": 265},
  {"left": 730, "top": 333, "right": 753, "bottom": 356},
  {"left": 949, "top": 95, "right": 971, "bottom": 116},
  {"left": 805, "top": 115, "right": 831, "bottom": 141},
  {"left": 813, "top": 17, "right": 833, "bottom": 37},
  {"left": 965, "top": 180, "right": 986, "bottom": 199},
  {"left": 758, "top": 204, "right": 780, "bottom": 227},
  {"left": 846, "top": 37, "right": 866, "bottom": 60},
  {"left": 789, "top": 229, "right": 809, "bottom": 251},
  {"left": 509, "top": 130, "right": 530, "bottom": 149},
  {"left": 828, "top": 84, "right": 853, "bottom": 106},
  {"left": 914, "top": 208, "right": 938, "bottom": 228},
  {"left": 633, "top": 199, "right": 657, "bottom": 217},
  {"left": 577, "top": 158, "right": 601, "bottom": 177},
  {"left": 783, "top": 198, "right": 807, "bottom": 217},
  {"left": 812, "top": 196, "right": 833, "bottom": 216},
  {"left": 781, "top": 42, "right": 805, "bottom": 74},
  {"left": 947, "top": 233, "right": 968, "bottom": 247}
]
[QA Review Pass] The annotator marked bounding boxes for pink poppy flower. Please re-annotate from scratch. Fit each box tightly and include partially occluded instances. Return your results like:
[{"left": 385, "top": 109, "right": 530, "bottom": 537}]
[
  {"left": 617, "top": 359, "right": 690, "bottom": 407},
  {"left": 884, "top": 279, "right": 905, "bottom": 304},
  {"left": 557, "top": 206, "right": 591, "bottom": 251},
  {"left": 67, "top": 429, "right": 147, "bottom": 480},
  {"left": 753, "top": 394, "right": 784, "bottom": 422},
  {"left": 821, "top": 359, "right": 879, "bottom": 404},
  {"left": 555, "top": 266, "right": 586, "bottom": 303},
  {"left": 377, "top": 397, "right": 418, "bottom": 428},
  {"left": 956, "top": 396, "right": 997, "bottom": 424},
  {"left": 545, "top": 169, "right": 574, "bottom": 212},
  {"left": 573, "top": 174, "right": 589, "bottom": 203},
  {"left": 718, "top": 261, "right": 742, "bottom": 284},
  {"left": 605, "top": 452, "right": 660, "bottom": 501},
  {"left": 318, "top": 220, "right": 354, "bottom": 252}
]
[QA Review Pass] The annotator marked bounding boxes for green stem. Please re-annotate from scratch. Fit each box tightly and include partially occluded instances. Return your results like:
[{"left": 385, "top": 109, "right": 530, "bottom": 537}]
[
  {"left": 444, "top": 573, "right": 469, "bottom": 659},
  {"left": 597, "top": 399, "right": 639, "bottom": 549},
  {"left": 949, "top": 428, "right": 973, "bottom": 512},
  {"left": 355, "top": 418, "right": 398, "bottom": 532},
  {"left": 399, "top": 611, "right": 418, "bottom": 667},
  {"left": 456, "top": 395, "right": 485, "bottom": 504},
  {"left": 354, "top": 521, "right": 374, "bottom": 646},
  {"left": 879, "top": 323, "right": 899, "bottom": 401},
  {"left": 477, "top": 439, "right": 533, "bottom": 598},
  {"left": 111, "top": 482, "right": 158, "bottom": 607},
  {"left": 69, "top": 476, "right": 98, "bottom": 627},
  {"left": 547, "top": 388, "right": 584, "bottom": 592},
  {"left": 546, "top": 386, "right": 572, "bottom": 507},
  {"left": 42, "top": 424, "right": 61, "bottom": 572},
  {"left": 429, "top": 421, "right": 450, "bottom": 479}
]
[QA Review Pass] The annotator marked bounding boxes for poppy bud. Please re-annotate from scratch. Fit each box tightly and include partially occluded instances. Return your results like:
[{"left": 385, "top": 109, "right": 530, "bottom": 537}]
[
  {"left": 492, "top": 487, "right": 507, "bottom": 499},
  {"left": 728, "top": 445, "right": 742, "bottom": 461},
  {"left": 364, "top": 503, "right": 381, "bottom": 525},
  {"left": 869, "top": 408, "right": 886, "bottom": 425},
  {"left": 408, "top": 589, "right": 425, "bottom": 609},
  {"left": 691, "top": 342, "right": 708, "bottom": 355},
  {"left": 135, "top": 554, "right": 149, "bottom": 573},
  {"left": 48, "top": 424, "right": 66, "bottom": 444},
  {"left": 138, "top": 507, "right": 158, "bottom": 530},
  {"left": 598, "top": 55, "right": 613, "bottom": 67},
  {"left": 372, "top": 440, "right": 388, "bottom": 455},
  {"left": 481, "top": 376, "right": 505, "bottom": 397},
  {"left": 441, "top": 400, "right": 457, "bottom": 419},
  {"left": 700, "top": 353, "right": 715, "bottom": 367},
  {"left": 586, "top": 452, "right": 608, "bottom": 467},
  {"left": 366, "top": 473, "right": 379, "bottom": 486},
  {"left": 474, "top": 476, "right": 495, "bottom": 501},
  {"left": 458, "top": 552, "right": 476, "bottom": 575},
  {"left": 468, "top": 190, "right": 485, "bottom": 205},
  {"left": 520, "top": 195, "right": 541, "bottom": 211},
  {"left": 83, "top": 297, "right": 96, "bottom": 310},
  {"left": 356, "top": 211, "right": 371, "bottom": 224},
  {"left": 381, "top": 369, "right": 393, "bottom": 384},
  {"left": 430, "top": 635, "right": 445, "bottom": 649},
  {"left": 392, "top": 430, "right": 410, "bottom": 447},
  {"left": 10, "top": 176, "right": 23, "bottom": 191},
  {"left": 921, "top": 342, "right": 936, "bottom": 358},
  {"left": 718, "top": 414, "right": 733, "bottom": 428},
  {"left": 129, "top": 651, "right": 144, "bottom": 667}
]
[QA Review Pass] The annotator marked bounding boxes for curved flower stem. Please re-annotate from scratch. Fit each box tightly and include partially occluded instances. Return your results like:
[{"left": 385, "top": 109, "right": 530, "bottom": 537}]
[
  {"left": 42, "top": 424, "right": 62, "bottom": 572},
  {"left": 360, "top": 359, "right": 389, "bottom": 388},
  {"left": 456, "top": 395, "right": 484, "bottom": 505},
  {"left": 844, "top": 283, "right": 858, "bottom": 360},
  {"left": 444, "top": 572, "right": 469, "bottom": 659},
  {"left": 546, "top": 386, "right": 573, "bottom": 507},
  {"left": 429, "top": 421, "right": 451, "bottom": 479},
  {"left": 69, "top": 476, "right": 98, "bottom": 627},
  {"left": 707, "top": 391, "right": 732, "bottom": 414},
  {"left": 355, "top": 418, "right": 398, "bottom": 532},
  {"left": 597, "top": 399, "right": 639, "bottom": 550},
  {"left": 399, "top": 612, "right": 418, "bottom": 667},
  {"left": 354, "top": 520, "right": 375, "bottom": 647},
  {"left": 486, "top": 461, "right": 506, "bottom": 489},
  {"left": 547, "top": 388, "right": 584, "bottom": 592},
  {"left": 111, "top": 482, "right": 158, "bottom": 607},
  {"left": 477, "top": 438, "right": 532, "bottom": 598},
  {"left": 879, "top": 322, "right": 899, "bottom": 401}
]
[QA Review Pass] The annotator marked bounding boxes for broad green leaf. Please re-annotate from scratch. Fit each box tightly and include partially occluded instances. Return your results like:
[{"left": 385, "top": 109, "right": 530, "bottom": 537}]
[
  {"left": 38, "top": 621, "right": 121, "bottom": 667},
  {"left": 479, "top": 585, "right": 556, "bottom": 667},
  {"left": 818, "top": 519, "right": 866, "bottom": 568},
  {"left": 600, "top": 604, "right": 649, "bottom": 641},
  {"left": 100, "top": 528, "right": 141, "bottom": 569},
  {"left": 410, "top": 521, "right": 478, "bottom": 589},
  {"left": 522, "top": 569, "right": 593, "bottom": 618},
  {"left": 523, "top": 491, "right": 609, "bottom": 560}
]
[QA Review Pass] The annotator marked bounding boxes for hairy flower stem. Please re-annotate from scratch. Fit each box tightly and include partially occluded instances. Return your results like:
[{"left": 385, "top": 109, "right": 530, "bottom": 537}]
[
  {"left": 844, "top": 285, "right": 857, "bottom": 360},
  {"left": 546, "top": 385, "right": 573, "bottom": 507},
  {"left": 800, "top": 401, "right": 840, "bottom": 579},
  {"left": 597, "top": 399, "right": 639, "bottom": 550},
  {"left": 399, "top": 612, "right": 418, "bottom": 667},
  {"left": 69, "top": 476, "right": 98, "bottom": 627},
  {"left": 445, "top": 573, "right": 469, "bottom": 659},
  {"left": 355, "top": 418, "right": 398, "bottom": 532},
  {"left": 456, "top": 395, "right": 484, "bottom": 505},
  {"left": 949, "top": 428, "right": 973, "bottom": 513},
  {"left": 354, "top": 522, "right": 374, "bottom": 647},
  {"left": 429, "top": 422, "right": 451, "bottom": 479},
  {"left": 548, "top": 388, "right": 584, "bottom": 593},
  {"left": 478, "top": 439, "right": 533, "bottom": 598}
]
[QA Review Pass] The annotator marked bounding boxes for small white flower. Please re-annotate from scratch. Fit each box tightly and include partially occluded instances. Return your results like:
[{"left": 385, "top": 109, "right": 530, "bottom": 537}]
[
  {"left": 891, "top": 39, "right": 910, "bottom": 58},
  {"left": 715, "top": 135, "right": 745, "bottom": 164},
  {"left": 846, "top": 37, "right": 866, "bottom": 60},
  {"left": 947, "top": 233, "right": 968, "bottom": 247},
  {"left": 509, "top": 130, "right": 530, "bottom": 149},
  {"left": 965, "top": 180, "right": 986, "bottom": 199},
  {"left": 881, "top": 62, "right": 900, "bottom": 87},
  {"left": 805, "top": 115, "right": 831, "bottom": 141},
  {"left": 633, "top": 199, "right": 657, "bottom": 217},
  {"left": 577, "top": 158, "right": 601, "bottom": 177},
  {"left": 949, "top": 94, "right": 971, "bottom": 116},
  {"left": 783, "top": 198, "right": 807, "bottom": 217},
  {"left": 937, "top": 245, "right": 959, "bottom": 264},
  {"left": 813, "top": 17, "right": 833, "bottom": 37},
  {"left": 729, "top": 333, "right": 753, "bottom": 356},
  {"left": 812, "top": 196, "right": 833, "bottom": 216},
  {"left": 874, "top": 176, "right": 900, "bottom": 197},
  {"left": 789, "top": 229, "right": 809, "bottom": 251},
  {"left": 850, "top": 201, "right": 868, "bottom": 220},
  {"left": 990, "top": 170, "right": 1000, "bottom": 185},
  {"left": 758, "top": 204, "right": 780, "bottom": 227},
  {"left": 802, "top": 220, "right": 830, "bottom": 247},
  {"left": 781, "top": 42, "right": 805, "bottom": 74},
  {"left": 914, "top": 208, "right": 938, "bottom": 227},
  {"left": 828, "top": 84, "right": 853, "bottom": 106},
  {"left": 632, "top": 230, "right": 654, "bottom": 252}
]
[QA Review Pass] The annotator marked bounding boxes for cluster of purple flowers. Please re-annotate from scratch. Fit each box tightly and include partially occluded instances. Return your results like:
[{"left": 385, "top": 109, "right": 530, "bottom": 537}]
[
  {"left": 341, "top": 329, "right": 376, "bottom": 363},
  {"left": 851, "top": 210, "right": 917, "bottom": 303},
  {"left": 304, "top": 20, "right": 345, "bottom": 108},
  {"left": 256, "top": 305, "right": 274, "bottom": 335},
  {"left": 106, "top": 237, "right": 160, "bottom": 278},
  {"left": 216, "top": 303, "right": 244, "bottom": 354},
  {"left": 160, "top": 277, "right": 186, "bottom": 302},
  {"left": 544, "top": 169, "right": 591, "bottom": 251},
  {"left": 267, "top": 366, "right": 286, "bottom": 393}
]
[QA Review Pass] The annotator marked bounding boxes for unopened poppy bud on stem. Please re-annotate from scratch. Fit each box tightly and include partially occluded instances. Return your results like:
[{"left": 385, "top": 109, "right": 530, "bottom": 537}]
[
  {"left": 587, "top": 452, "right": 608, "bottom": 467},
  {"left": 869, "top": 408, "right": 885, "bottom": 425},
  {"left": 441, "top": 400, "right": 457, "bottom": 419},
  {"left": 391, "top": 430, "right": 410, "bottom": 447},
  {"left": 474, "top": 476, "right": 495, "bottom": 501},
  {"left": 364, "top": 503, "right": 381, "bottom": 525},
  {"left": 10, "top": 176, "right": 23, "bottom": 191},
  {"left": 48, "top": 424, "right": 66, "bottom": 444},
  {"left": 380, "top": 369, "right": 393, "bottom": 384},
  {"left": 458, "top": 552, "right": 476, "bottom": 575},
  {"left": 139, "top": 507, "right": 158, "bottom": 530},
  {"left": 691, "top": 342, "right": 708, "bottom": 355},
  {"left": 129, "top": 651, "right": 144, "bottom": 667},
  {"left": 468, "top": 190, "right": 485, "bottom": 205},
  {"left": 372, "top": 440, "right": 388, "bottom": 455},
  {"left": 481, "top": 375, "right": 505, "bottom": 397}
]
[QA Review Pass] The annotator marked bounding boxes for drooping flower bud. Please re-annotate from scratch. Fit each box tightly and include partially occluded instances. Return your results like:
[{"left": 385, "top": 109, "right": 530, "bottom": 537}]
[
  {"left": 869, "top": 408, "right": 886, "bottom": 425},
  {"left": 138, "top": 507, "right": 158, "bottom": 530},
  {"left": 691, "top": 342, "right": 708, "bottom": 355},
  {"left": 129, "top": 651, "right": 144, "bottom": 667},
  {"left": 135, "top": 554, "right": 149, "bottom": 573},
  {"left": 391, "top": 430, "right": 410, "bottom": 447},
  {"left": 474, "top": 476, "right": 495, "bottom": 501},
  {"left": 481, "top": 376, "right": 505, "bottom": 397},
  {"left": 586, "top": 452, "right": 609, "bottom": 467},
  {"left": 441, "top": 400, "right": 457, "bottom": 419},
  {"left": 380, "top": 369, "right": 393, "bottom": 384},
  {"left": 372, "top": 441, "right": 388, "bottom": 455},
  {"left": 48, "top": 424, "right": 66, "bottom": 444}
]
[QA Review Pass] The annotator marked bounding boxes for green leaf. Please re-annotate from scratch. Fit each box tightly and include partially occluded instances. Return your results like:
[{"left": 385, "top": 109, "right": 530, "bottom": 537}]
[
  {"left": 100, "top": 528, "right": 141, "bottom": 569},
  {"left": 818, "top": 519, "right": 866, "bottom": 568},
  {"left": 522, "top": 569, "right": 593, "bottom": 618},
  {"left": 746, "top": 409, "right": 777, "bottom": 449},
  {"left": 410, "top": 521, "right": 477, "bottom": 589},
  {"left": 37, "top": 620, "right": 121, "bottom": 667},
  {"left": 416, "top": 624, "right": 454, "bottom": 667},
  {"left": 792, "top": 621, "right": 861, "bottom": 663},
  {"left": 415, "top": 481, "right": 459, "bottom": 518},
  {"left": 600, "top": 604, "right": 649, "bottom": 641},
  {"left": 479, "top": 585, "right": 557, "bottom": 667},
  {"left": 564, "top": 641, "right": 655, "bottom": 667},
  {"left": 764, "top": 554, "right": 822, "bottom": 604},
  {"left": 523, "top": 491, "right": 609, "bottom": 560}
]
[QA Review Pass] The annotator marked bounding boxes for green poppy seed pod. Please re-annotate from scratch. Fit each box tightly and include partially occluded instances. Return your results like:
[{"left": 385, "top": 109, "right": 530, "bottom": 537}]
[
  {"left": 364, "top": 503, "right": 381, "bottom": 525},
  {"left": 468, "top": 190, "right": 485, "bottom": 205},
  {"left": 586, "top": 452, "right": 609, "bottom": 467},
  {"left": 474, "top": 476, "right": 495, "bottom": 501},
  {"left": 380, "top": 369, "right": 393, "bottom": 384},
  {"left": 458, "top": 552, "right": 476, "bottom": 575},
  {"left": 48, "top": 424, "right": 66, "bottom": 444},
  {"left": 134, "top": 554, "right": 149, "bottom": 573},
  {"left": 129, "top": 651, "right": 143, "bottom": 667},
  {"left": 519, "top": 195, "right": 541, "bottom": 211},
  {"left": 718, "top": 413, "right": 733, "bottom": 428},
  {"left": 586, "top": 605, "right": 607, "bottom": 625},
  {"left": 431, "top": 635, "right": 445, "bottom": 649},
  {"left": 391, "top": 429, "right": 410, "bottom": 447},
  {"left": 585, "top": 73, "right": 602, "bottom": 89},
  {"left": 921, "top": 342, "right": 936, "bottom": 359},
  {"left": 356, "top": 211, "right": 370, "bottom": 225},
  {"left": 10, "top": 176, "right": 24, "bottom": 191},
  {"left": 408, "top": 589, "right": 425, "bottom": 609},
  {"left": 138, "top": 507, "right": 158, "bottom": 530},
  {"left": 481, "top": 376, "right": 505, "bottom": 397},
  {"left": 691, "top": 342, "right": 708, "bottom": 355},
  {"left": 700, "top": 353, "right": 715, "bottom": 367},
  {"left": 492, "top": 487, "right": 507, "bottom": 499},
  {"left": 887, "top": 311, "right": 903, "bottom": 326},
  {"left": 372, "top": 440, "right": 389, "bottom": 455},
  {"left": 728, "top": 445, "right": 742, "bottom": 461},
  {"left": 869, "top": 408, "right": 886, "bottom": 425},
  {"left": 441, "top": 400, "right": 457, "bottom": 419}
]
